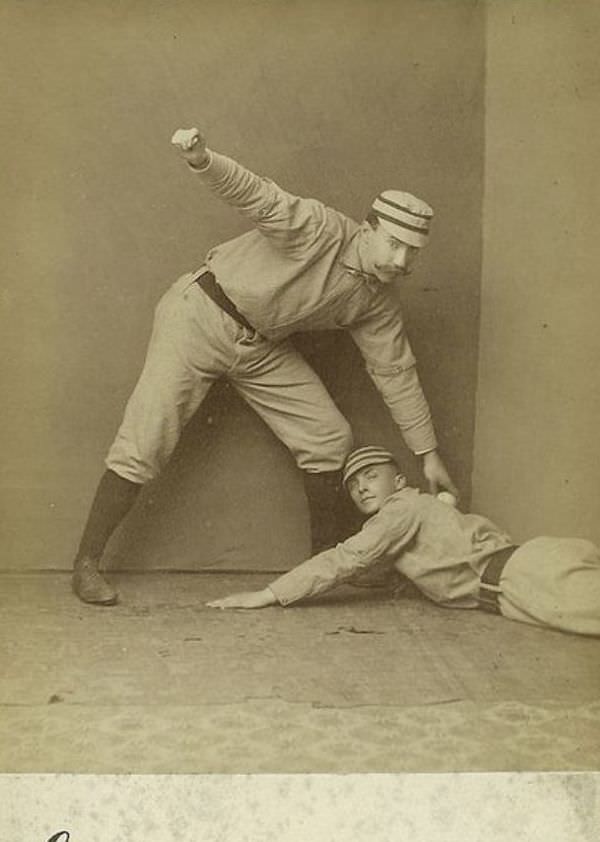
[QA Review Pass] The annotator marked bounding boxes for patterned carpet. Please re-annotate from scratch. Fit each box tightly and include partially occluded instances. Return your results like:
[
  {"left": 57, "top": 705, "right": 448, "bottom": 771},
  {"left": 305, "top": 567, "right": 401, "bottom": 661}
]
[
  {"left": 1, "top": 572, "right": 599, "bottom": 773},
  {"left": 3, "top": 698, "right": 599, "bottom": 773}
]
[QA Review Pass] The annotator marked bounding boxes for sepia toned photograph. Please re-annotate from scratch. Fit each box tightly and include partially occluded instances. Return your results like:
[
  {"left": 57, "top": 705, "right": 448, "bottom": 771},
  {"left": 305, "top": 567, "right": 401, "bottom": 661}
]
[{"left": 1, "top": 0, "right": 599, "bottom": 836}]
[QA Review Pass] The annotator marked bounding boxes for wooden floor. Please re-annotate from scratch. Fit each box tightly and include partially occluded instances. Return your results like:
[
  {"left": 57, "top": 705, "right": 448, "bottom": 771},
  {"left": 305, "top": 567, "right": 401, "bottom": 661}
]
[{"left": 1, "top": 571, "right": 599, "bottom": 773}]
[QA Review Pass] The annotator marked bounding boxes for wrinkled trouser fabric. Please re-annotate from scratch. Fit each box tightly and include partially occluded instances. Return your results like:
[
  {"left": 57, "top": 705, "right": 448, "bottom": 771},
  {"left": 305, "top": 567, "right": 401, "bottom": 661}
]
[
  {"left": 499, "top": 536, "right": 600, "bottom": 636},
  {"left": 106, "top": 274, "right": 353, "bottom": 483}
]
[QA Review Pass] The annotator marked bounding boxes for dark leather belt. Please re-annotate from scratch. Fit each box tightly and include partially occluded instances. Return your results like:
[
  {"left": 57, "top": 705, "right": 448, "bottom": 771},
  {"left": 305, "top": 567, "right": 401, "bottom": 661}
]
[
  {"left": 195, "top": 271, "right": 255, "bottom": 332},
  {"left": 478, "top": 545, "right": 519, "bottom": 614}
]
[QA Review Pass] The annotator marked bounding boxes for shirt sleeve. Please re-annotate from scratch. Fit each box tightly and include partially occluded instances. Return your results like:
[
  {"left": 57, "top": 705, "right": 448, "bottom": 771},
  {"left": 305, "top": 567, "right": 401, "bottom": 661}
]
[
  {"left": 350, "top": 291, "right": 438, "bottom": 454},
  {"left": 190, "top": 150, "right": 327, "bottom": 254},
  {"left": 268, "top": 502, "right": 421, "bottom": 605}
]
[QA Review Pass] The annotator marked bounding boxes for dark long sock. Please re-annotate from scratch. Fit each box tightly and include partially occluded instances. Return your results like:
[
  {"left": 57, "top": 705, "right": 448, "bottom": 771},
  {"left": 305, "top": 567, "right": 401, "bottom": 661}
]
[
  {"left": 302, "top": 470, "right": 343, "bottom": 555},
  {"left": 75, "top": 469, "right": 142, "bottom": 563}
]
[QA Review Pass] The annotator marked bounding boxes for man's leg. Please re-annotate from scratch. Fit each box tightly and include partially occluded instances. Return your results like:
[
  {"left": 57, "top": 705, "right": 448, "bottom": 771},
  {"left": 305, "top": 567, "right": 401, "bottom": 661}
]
[
  {"left": 302, "top": 470, "right": 344, "bottom": 554},
  {"left": 72, "top": 276, "right": 223, "bottom": 604},
  {"left": 499, "top": 537, "right": 600, "bottom": 636},
  {"left": 231, "top": 335, "right": 353, "bottom": 554},
  {"left": 73, "top": 470, "right": 142, "bottom": 605}
]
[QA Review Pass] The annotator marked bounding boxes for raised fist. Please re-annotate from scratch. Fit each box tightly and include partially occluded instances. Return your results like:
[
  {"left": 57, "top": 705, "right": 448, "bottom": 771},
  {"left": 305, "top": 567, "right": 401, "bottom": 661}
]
[{"left": 171, "top": 127, "right": 210, "bottom": 168}]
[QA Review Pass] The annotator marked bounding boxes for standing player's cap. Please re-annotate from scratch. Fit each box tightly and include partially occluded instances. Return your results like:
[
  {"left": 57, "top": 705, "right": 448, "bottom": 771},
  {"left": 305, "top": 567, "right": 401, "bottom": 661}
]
[
  {"left": 342, "top": 446, "right": 398, "bottom": 485},
  {"left": 371, "top": 190, "right": 433, "bottom": 248}
]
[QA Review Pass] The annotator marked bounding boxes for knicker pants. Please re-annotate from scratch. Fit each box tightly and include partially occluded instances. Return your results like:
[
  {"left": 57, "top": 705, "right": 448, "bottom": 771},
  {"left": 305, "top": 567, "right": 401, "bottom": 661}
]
[
  {"left": 498, "top": 536, "right": 600, "bottom": 636},
  {"left": 106, "top": 274, "right": 353, "bottom": 483}
]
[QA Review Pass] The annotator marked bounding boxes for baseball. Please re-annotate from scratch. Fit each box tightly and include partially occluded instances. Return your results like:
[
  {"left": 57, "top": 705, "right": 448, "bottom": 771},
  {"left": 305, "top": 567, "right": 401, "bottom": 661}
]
[{"left": 437, "top": 491, "right": 458, "bottom": 507}]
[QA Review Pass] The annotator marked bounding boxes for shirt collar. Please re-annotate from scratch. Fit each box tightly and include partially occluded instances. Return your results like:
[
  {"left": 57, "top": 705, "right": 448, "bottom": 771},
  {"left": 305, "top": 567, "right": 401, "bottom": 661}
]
[
  {"left": 340, "top": 232, "right": 380, "bottom": 284},
  {"left": 382, "top": 487, "right": 419, "bottom": 508},
  {"left": 362, "top": 487, "right": 417, "bottom": 522}
]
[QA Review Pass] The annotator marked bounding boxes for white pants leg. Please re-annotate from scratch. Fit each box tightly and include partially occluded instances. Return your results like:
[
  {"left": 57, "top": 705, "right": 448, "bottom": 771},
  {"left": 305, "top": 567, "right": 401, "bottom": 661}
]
[
  {"left": 106, "top": 275, "right": 231, "bottom": 482},
  {"left": 229, "top": 332, "right": 353, "bottom": 472},
  {"left": 106, "top": 274, "right": 353, "bottom": 481},
  {"left": 499, "top": 536, "right": 600, "bottom": 636}
]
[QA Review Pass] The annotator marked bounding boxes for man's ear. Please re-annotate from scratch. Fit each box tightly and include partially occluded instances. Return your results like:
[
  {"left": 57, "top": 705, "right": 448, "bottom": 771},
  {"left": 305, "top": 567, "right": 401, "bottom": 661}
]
[
  {"left": 360, "top": 220, "right": 374, "bottom": 237},
  {"left": 394, "top": 474, "right": 407, "bottom": 490}
]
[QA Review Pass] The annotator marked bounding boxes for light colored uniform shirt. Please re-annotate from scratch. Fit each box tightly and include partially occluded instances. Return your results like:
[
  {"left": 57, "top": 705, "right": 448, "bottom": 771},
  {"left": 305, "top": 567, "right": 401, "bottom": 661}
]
[
  {"left": 194, "top": 152, "right": 437, "bottom": 454},
  {"left": 268, "top": 488, "right": 514, "bottom": 608}
]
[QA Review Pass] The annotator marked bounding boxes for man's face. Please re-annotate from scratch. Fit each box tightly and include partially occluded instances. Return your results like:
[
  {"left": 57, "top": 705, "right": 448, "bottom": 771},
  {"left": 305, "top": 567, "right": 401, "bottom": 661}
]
[
  {"left": 361, "top": 222, "right": 421, "bottom": 284},
  {"left": 346, "top": 462, "right": 403, "bottom": 516}
]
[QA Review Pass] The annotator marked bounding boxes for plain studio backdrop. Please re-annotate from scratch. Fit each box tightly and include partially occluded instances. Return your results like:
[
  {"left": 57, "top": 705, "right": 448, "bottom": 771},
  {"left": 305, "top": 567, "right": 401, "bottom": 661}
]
[{"left": 1, "top": 0, "right": 599, "bottom": 575}]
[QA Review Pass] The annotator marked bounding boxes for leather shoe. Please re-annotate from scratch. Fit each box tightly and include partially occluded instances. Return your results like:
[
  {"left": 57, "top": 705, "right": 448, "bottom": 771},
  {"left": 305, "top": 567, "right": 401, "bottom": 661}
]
[{"left": 72, "top": 557, "right": 118, "bottom": 605}]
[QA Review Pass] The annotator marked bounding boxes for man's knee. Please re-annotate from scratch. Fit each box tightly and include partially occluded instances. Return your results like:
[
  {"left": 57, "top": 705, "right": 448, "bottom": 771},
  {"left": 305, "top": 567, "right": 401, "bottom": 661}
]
[
  {"left": 295, "top": 419, "right": 353, "bottom": 472},
  {"left": 328, "top": 422, "right": 353, "bottom": 468},
  {"left": 105, "top": 431, "right": 167, "bottom": 485},
  {"left": 105, "top": 451, "right": 158, "bottom": 485}
]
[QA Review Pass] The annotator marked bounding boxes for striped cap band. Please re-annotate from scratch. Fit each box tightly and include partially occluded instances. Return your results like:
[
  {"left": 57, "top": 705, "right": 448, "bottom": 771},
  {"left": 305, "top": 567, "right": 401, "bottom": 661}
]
[
  {"left": 372, "top": 190, "right": 433, "bottom": 248},
  {"left": 342, "top": 446, "right": 398, "bottom": 485}
]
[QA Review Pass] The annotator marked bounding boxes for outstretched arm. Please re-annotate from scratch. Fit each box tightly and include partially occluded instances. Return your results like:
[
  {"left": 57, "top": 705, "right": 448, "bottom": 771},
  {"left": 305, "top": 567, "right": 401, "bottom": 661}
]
[
  {"left": 170, "top": 126, "right": 326, "bottom": 251},
  {"left": 207, "top": 587, "right": 277, "bottom": 611},
  {"left": 351, "top": 296, "right": 459, "bottom": 498},
  {"left": 206, "top": 502, "right": 420, "bottom": 610}
]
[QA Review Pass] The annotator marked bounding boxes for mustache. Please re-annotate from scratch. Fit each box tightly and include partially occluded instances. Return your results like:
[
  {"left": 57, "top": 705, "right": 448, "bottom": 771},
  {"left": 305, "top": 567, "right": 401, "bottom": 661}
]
[{"left": 375, "top": 265, "right": 409, "bottom": 276}]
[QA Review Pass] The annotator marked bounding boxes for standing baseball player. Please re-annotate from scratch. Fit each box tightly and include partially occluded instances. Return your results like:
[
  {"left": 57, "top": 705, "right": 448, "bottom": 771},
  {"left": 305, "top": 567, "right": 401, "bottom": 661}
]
[{"left": 72, "top": 127, "right": 457, "bottom": 605}]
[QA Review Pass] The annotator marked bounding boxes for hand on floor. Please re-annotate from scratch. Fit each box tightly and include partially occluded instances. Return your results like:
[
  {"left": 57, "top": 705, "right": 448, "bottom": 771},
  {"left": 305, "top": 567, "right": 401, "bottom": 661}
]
[{"left": 206, "top": 588, "right": 277, "bottom": 610}]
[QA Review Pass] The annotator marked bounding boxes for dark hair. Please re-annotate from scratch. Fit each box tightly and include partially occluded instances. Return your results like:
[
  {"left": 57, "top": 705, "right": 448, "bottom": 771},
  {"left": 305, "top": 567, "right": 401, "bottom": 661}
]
[{"left": 365, "top": 210, "right": 380, "bottom": 229}]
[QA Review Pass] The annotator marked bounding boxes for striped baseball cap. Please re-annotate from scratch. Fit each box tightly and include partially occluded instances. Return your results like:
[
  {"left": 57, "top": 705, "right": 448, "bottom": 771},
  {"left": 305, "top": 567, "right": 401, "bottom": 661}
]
[
  {"left": 342, "top": 446, "right": 399, "bottom": 485},
  {"left": 371, "top": 190, "right": 433, "bottom": 248}
]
